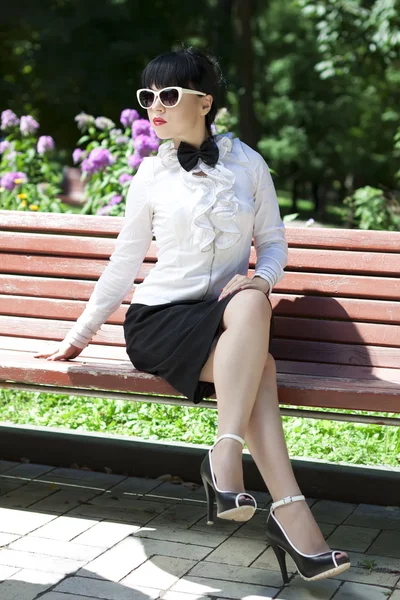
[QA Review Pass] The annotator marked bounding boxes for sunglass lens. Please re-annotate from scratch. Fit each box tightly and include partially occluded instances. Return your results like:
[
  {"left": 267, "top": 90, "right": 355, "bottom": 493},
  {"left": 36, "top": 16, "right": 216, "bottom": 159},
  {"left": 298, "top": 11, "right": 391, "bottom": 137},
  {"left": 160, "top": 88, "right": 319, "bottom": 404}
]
[
  {"left": 139, "top": 90, "right": 155, "bottom": 108},
  {"left": 160, "top": 88, "right": 179, "bottom": 107}
]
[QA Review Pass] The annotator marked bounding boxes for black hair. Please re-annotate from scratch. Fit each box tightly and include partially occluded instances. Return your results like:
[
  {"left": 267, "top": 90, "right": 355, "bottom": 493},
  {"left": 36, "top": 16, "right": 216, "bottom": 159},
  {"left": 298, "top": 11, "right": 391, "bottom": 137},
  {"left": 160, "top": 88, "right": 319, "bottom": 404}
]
[{"left": 141, "top": 45, "right": 225, "bottom": 137}]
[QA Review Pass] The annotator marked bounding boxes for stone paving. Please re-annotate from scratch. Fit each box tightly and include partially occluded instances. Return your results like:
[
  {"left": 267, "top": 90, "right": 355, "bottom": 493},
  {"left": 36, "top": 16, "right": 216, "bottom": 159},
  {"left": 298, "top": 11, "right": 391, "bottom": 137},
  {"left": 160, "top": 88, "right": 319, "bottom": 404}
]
[{"left": 0, "top": 459, "right": 399, "bottom": 599}]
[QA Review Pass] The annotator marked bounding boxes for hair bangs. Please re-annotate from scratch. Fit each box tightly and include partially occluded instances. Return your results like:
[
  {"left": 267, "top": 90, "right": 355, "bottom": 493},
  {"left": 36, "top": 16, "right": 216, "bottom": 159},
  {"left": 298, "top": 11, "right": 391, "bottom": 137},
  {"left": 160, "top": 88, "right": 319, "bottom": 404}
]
[{"left": 141, "top": 52, "right": 202, "bottom": 92}]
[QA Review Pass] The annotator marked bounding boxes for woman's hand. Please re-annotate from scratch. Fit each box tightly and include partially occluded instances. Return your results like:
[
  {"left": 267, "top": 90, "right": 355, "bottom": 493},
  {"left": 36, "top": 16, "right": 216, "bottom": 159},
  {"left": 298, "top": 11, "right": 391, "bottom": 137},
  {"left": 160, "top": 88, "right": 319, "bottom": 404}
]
[
  {"left": 33, "top": 339, "right": 84, "bottom": 361},
  {"left": 218, "top": 275, "right": 270, "bottom": 301}
]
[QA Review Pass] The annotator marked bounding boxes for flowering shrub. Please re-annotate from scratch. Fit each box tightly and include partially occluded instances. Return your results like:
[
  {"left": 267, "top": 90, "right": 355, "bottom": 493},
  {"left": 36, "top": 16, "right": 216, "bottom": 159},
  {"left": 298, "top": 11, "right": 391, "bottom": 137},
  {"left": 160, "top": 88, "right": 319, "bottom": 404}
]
[
  {"left": 72, "top": 109, "right": 159, "bottom": 216},
  {"left": 0, "top": 110, "right": 63, "bottom": 212}
]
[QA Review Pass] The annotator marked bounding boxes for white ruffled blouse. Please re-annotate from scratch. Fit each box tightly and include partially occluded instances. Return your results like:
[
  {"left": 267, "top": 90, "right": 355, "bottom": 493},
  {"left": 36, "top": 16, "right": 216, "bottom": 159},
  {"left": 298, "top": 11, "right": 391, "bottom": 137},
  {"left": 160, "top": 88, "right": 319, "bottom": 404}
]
[{"left": 65, "top": 132, "right": 288, "bottom": 349}]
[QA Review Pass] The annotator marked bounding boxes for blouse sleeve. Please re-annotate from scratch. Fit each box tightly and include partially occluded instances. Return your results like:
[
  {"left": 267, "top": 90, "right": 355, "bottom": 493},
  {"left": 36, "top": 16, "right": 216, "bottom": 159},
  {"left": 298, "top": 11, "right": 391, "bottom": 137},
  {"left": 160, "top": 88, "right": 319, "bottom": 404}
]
[
  {"left": 252, "top": 154, "right": 288, "bottom": 294},
  {"left": 64, "top": 160, "right": 153, "bottom": 349}
]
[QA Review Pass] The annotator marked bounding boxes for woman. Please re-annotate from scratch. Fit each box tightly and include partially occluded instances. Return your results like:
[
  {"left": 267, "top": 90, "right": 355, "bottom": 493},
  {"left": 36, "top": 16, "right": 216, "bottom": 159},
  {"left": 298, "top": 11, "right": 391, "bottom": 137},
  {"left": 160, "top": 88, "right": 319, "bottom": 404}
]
[{"left": 34, "top": 46, "right": 350, "bottom": 585}]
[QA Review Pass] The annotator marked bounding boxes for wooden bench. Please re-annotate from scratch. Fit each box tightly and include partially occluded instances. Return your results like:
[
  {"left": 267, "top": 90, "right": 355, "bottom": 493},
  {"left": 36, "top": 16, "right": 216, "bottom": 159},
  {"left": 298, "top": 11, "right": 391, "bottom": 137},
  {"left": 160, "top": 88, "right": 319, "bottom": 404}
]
[{"left": 1, "top": 210, "right": 399, "bottom": 427}]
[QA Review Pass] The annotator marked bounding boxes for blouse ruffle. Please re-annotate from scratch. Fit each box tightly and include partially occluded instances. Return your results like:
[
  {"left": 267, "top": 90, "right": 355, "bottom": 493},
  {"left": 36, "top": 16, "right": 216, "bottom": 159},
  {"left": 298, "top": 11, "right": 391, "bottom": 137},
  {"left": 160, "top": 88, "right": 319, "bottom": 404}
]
[{"left": 157, "top": 132, "right": 242, "bottom": 252}]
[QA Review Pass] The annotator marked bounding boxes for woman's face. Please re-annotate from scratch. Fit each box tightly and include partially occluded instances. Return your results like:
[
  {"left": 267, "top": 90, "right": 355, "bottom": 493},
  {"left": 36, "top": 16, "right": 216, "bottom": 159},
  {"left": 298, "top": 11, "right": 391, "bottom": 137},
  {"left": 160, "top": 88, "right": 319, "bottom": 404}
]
[{"left": 147, "top": 84, "right": 213, "bottom": 143}]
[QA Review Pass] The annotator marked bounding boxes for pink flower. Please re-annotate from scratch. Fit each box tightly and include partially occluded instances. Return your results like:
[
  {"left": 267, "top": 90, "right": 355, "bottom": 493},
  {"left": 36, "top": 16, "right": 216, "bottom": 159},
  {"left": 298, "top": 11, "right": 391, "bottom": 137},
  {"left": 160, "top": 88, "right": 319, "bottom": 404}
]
[
  {"left": 119, "top": 173, "right": 133, "bottom": 185},
  {"left": 20, "top": 115, "right": 39, "bottom": 135},
  {"left": 0, "top": 171, "right": 28, "bottom": 191},
  {"left": 131, "top": 118, "right": 152, "bottom": 138},
  {"left": 37, "top": 135, "right": 55, "bottom": 155},
  {"left": 128, "top": 153, "right": 143, "bottom": 170},
  {"left": 1, "top": 110, "right": 19, "bottom": 130},
  {"left": 72, "top": 148, "right": 86, "bottom": 164},
  {"left": 82, "top": 147, "right": 115, "bottom": 173},
  {"left": 120, "top": 109, "right": 140, "bottom": 128}
]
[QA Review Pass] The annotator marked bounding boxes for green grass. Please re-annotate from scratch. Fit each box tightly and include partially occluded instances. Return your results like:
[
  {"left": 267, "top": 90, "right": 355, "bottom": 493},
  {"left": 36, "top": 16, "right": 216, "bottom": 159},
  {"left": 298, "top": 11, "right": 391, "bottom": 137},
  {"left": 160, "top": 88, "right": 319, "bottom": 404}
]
[{"left": 1, "top": 389, "right": 399, "bottom": 468}]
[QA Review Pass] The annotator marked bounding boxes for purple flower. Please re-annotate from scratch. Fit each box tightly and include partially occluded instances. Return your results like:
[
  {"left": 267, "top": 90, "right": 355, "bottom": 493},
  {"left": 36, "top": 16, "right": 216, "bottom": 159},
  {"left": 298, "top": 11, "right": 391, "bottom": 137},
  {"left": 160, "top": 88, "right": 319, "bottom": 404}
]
[
  {"left": 81, "top": 147, "right": 115, "bottom": 173},
  {"left": 1, "top": 110, "right": 19, "bottom": 130},
  {"left": 0, "top": 140, "right": 10, "bottom": 153},
  {"left": 0, "top": 171, "right": 28, "bottom": 191},
  {"left": 131, "top": 118, "right": 152, "bottom": 139},
  {"left": 134, "top": 133, "right": 159, "bottom": 157},
  {"left": 115, "top": 135, "right": 130, "bottom": 145},
  {"left": 120, "top": 109, "right": 140, "bottom": 128},
  {"left": 305, "top": 218, "right": 315, "bottom": 227},
  {"left": 127, "top": 152, "right": 143, "bottom": 170},
  {"left": 97, "top": 205, "right": 112, "bottom": 215},
  {"left": 119, "top": 173, "right": 133, "bottom": 185},
  {"left": 37, "top": 135, "right": 55, "bottom": 155},
  {"left": 95, "top": 116, "right": 115, "bottom": 130},
  {"left": 72, "top": 148, "right": 86, "bottom": 164},
  {"left": 109, "top": 194, "right": 123, "bottom": 206},
  {"left": 81, "top": 158, "right": 96, "bottom": 175},
  {"left": 20, "top": 115, "right": 39, "bottom": 135},
  {"left": 74, "top": 112, "right": 95, "bottom": 131}
]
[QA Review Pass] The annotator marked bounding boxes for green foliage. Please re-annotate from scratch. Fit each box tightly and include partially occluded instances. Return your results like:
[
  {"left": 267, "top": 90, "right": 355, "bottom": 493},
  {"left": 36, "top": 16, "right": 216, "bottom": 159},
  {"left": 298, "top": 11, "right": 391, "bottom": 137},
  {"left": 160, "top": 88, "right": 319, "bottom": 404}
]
[
  {"left": 0, "top": 389, "right": 399, "bottom": 467},
  {"left": 0, "top": 111, "right": 63, "bottom": 212},
  {"left": 74, "top": 114, "right": 158, "bottom": 217},
  {"left": 344, "top": 185, "right": 400, "bottom": 230}
]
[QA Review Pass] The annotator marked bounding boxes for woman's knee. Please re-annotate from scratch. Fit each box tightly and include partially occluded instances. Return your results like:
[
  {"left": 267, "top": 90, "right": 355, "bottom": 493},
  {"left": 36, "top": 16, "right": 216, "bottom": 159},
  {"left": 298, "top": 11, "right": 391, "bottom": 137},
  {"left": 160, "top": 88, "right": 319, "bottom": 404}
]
[{"left": 222, "top": 289, "right": 272, "bottom": 329}]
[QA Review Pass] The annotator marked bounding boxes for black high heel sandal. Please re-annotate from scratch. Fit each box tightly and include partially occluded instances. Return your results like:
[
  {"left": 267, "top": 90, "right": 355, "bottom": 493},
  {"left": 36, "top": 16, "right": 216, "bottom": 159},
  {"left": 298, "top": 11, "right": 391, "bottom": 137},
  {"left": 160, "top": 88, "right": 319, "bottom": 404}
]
[
  {"left": 200, "top": 433, "right": 257, "bottom": 524},
  {"left": 266, "top": 494, "right": 351, "bottom": 584}
]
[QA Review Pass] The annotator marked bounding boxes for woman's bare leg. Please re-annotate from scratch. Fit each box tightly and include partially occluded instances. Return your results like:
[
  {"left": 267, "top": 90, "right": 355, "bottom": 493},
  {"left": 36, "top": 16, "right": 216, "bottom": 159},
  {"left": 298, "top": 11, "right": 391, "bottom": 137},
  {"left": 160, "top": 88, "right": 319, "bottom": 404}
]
[
  {"left": 198, "top": 289, "right": 271, "bottom": 491},
  {"left": 199, "top": 292, "right": 332, "bottom": 555},
  {"left": 244, "top": 353, "right": 331, "bottom": 554}
]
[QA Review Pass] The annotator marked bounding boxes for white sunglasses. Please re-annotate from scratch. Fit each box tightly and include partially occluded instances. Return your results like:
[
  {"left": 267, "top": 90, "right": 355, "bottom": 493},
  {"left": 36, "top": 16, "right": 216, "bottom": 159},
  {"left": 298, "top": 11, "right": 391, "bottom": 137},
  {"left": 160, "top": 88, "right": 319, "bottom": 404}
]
[{"left": 136, "top": 86, "right": 206, "bottom": 109}]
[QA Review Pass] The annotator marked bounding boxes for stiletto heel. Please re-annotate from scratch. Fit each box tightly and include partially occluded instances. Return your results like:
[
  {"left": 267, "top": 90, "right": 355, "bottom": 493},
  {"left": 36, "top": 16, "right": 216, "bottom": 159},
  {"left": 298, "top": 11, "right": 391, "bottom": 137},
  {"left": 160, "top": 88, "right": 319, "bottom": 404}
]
[
  {"left": 199, "top": 433, "right": 257, "bottom": 523},
  {"left": 202, "top": 477, "right": 216, "bottom": 524},
  {"left": 269, "top": 542, "right": 289, "bottom": 584},
  {"left": 266, "top": 494, "right": 351, "bottom": 584}
]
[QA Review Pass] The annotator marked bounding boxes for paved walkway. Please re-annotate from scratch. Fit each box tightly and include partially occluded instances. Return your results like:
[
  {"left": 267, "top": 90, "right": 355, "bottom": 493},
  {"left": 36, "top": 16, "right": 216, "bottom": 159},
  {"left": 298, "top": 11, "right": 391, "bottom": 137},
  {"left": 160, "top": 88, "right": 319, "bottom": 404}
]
[{"left": 0, "top": 460, "right": 399, "bottom": 600}]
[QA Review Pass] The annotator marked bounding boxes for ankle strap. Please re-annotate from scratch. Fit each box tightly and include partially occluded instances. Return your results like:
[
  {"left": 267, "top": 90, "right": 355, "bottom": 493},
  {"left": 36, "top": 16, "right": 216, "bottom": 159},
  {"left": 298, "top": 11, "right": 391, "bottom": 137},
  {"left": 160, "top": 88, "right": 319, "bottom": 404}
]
[
  {"left": 213, "top": 433, "right": 244, "bottom": 448},
  {"left": 270, "top": 494, "right": 305, "bottom": 512}
]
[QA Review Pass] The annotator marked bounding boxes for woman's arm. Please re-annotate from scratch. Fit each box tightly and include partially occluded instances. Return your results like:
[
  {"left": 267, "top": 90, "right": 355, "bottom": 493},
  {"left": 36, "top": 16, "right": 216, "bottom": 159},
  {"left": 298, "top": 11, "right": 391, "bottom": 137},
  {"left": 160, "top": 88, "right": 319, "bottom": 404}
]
[
  {"left": 64, "top": 160, "right": 153, "bottom": 349},
  {"left": 251, "top": 155, "right": 288, "bottom": 295}
]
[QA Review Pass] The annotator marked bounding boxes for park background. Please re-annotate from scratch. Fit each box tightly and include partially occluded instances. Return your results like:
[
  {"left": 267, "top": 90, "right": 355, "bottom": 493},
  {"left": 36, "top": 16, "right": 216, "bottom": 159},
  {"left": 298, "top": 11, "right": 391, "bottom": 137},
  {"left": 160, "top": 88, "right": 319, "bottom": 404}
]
[{"left": 1, "top": 0, "right": 399, "bottom": 469}]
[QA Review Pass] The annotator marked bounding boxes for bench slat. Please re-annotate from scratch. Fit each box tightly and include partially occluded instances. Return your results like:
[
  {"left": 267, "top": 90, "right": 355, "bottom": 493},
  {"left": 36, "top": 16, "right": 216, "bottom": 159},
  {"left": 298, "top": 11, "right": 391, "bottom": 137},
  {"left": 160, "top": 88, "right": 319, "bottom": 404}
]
[
  {"left": 1, "top": 293, "right": 400, "bottom": 326},
  {"left": 1, "top": 312, "right": 400, "bottom": 355},
  {"left": 2, "top": 272, "right": 400, "bottom": 304},
  {"left": 2, "top": 255, "right": 400, "bottom": 301},
  {"left": 270, "top": 339, "right": 400, "bottom": 369},
  {"left": 1, "top": 210, "right": 399, "bottom": 252},
  {"left": 2, "top": 232, "right": 400, "bottom": 275},
  {"left": 1, "top": 349, "right": 399, "bottom": 413},
  {"left": 2, "top": 335, "right": 400, "bottom": 385}
]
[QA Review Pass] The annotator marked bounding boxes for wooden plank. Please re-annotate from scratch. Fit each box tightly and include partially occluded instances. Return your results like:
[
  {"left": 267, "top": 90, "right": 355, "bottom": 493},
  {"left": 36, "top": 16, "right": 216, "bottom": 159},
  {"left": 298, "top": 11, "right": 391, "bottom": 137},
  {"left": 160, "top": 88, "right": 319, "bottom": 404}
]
[
  {"left": 1, "top": 210, "right": 399, "bottom": 252},
  {"left": 2, "top": 230, "right": 400, "bottom": 276},
  {"left": 1, "top": 315, "right": 400, "bottom": 369},
  {"left": 285, "top": 228, "right": 400, "bottom": 252},
  {"left": 2, "top": 336, "right": 399, "bottom": 383},
  {"left": 270, "top": 339, "right": 400, "bottom": 369},
  {"left": 285, "top": 248, "right": 400, "bottom": 276},
  {"left": 274, "top": 316, "right": 400, "bottom": 347},
  {"left": 275, "top": 272, "right": 400, "bottom": 300},
  {"left": 2, "top": 293, "right": 400, "bottom": 326},
  {"left": 0, "top": 335, "right": 129, "bottom": 361},
  {"left": 1, "top": 350, "right": 399, "bottom": 412},
  {"left": 2, "top": 255, "right": 400, "bottom": 300}
]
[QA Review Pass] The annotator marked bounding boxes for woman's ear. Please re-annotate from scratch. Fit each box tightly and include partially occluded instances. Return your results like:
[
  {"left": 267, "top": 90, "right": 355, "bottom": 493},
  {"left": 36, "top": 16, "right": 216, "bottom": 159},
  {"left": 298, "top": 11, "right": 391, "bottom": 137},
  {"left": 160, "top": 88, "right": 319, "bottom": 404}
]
[{"left": 201, "top": 94, "right": 213, "bottom": 115}]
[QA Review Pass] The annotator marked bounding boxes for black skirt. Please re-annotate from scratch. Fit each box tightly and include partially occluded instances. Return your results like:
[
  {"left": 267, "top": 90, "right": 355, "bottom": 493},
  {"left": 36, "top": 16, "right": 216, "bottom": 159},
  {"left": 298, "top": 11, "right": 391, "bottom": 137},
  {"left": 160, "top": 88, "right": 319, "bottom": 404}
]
[{"left": 123, "top": 288, "right": 274, "bottom": 405}]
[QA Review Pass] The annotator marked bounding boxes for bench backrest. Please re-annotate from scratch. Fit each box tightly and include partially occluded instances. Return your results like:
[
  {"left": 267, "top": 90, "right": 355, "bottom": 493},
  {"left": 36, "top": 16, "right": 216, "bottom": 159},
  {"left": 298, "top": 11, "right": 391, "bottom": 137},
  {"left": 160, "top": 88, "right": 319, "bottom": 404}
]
[{"left": 1, "top": 210, "right": 399, "bottom": 377}]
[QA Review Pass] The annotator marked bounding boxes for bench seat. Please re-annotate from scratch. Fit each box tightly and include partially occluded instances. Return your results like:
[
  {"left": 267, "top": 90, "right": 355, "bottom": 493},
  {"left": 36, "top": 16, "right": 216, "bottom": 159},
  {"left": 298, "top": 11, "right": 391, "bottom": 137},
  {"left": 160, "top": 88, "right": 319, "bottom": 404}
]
[{"left": 1, "top": 210, "right": 399, "bottom": 425}]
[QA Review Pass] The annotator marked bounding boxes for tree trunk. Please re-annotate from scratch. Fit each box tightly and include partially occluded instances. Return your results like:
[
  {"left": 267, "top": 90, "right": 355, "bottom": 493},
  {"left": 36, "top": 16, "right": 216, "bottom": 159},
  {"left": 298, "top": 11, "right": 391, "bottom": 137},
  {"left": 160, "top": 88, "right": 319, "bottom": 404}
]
[
  {"left": 232, "top": 0, "right": 260, "bottom": 147},
  {"left": 210, "top": 0, "right": 234, "bottom": 110}
]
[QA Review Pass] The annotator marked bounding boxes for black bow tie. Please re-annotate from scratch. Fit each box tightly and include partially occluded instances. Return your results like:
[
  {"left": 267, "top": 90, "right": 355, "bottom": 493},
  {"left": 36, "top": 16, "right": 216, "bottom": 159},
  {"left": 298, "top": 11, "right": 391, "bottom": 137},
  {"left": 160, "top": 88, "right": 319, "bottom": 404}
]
[{"left": 177, "top": 136, "right": 219, "bottom": 172}]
